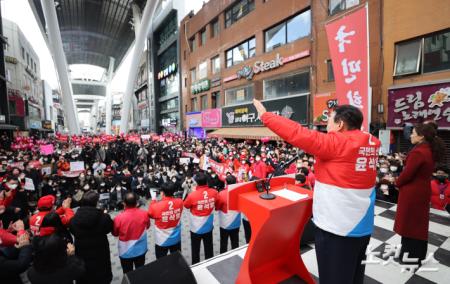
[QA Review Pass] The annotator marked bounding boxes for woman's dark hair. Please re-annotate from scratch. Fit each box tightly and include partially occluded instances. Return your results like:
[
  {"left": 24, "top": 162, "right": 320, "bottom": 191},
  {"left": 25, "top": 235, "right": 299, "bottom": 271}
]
[
  {"left": 333, "top": 105, "right": 363, "bottom": 130},
  {"left": 300, "top": 167, "right": 309, "bottom": 176},
  {"left": 195, "top": 172, "right": 208, "bottom": 186},
  {"left": 81, "top": 190, "right": 99, "bottom": 207},
  {"left": 414, "top": 123, "right": 446, "bottom": 163},
  {"left": 295, "top": 174, "right": 307, "bottom": 184},
  {"left": 225, "top": 174, "right": 237, "bottom": 185},
  {"left": 161, "top": 182, "right": 176, "bottom": 197},
  {"left": 41, "top": 212, "right": 65, "bottom": 233},
  {"left": 32, "top": 234, "right": 68, "bottom": 272}
]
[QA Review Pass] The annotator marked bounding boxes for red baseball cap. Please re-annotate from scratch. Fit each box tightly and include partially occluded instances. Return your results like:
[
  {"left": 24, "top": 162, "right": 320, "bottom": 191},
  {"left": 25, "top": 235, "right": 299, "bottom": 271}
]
[{"left": 37, "top": 195, "right": 56, "bottom": 210}]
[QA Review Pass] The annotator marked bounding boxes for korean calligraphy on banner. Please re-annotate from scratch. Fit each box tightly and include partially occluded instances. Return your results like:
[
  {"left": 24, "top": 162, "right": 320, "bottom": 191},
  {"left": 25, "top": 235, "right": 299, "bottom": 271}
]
[
  {"left": 387, "top": 83, "right": 450, "bottom": 129},
  {"left": 325, "top": 5, "right": 370, "bottom": 131}
]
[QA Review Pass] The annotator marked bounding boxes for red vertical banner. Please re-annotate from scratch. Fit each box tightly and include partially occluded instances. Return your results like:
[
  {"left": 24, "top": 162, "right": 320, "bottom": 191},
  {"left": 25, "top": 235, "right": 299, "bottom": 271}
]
[{"left": 325, "top": 5, "right": 370, "bottom": 131}]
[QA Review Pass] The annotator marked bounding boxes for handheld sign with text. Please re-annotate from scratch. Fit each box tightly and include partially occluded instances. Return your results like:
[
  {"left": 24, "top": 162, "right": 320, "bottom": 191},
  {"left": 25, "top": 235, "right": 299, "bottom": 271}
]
[
  {"left": 24, "top": 178, "right": 35, "bottom": 191},
  {"left": 70, "top": 161, "right": 85, "bottom": 172}
]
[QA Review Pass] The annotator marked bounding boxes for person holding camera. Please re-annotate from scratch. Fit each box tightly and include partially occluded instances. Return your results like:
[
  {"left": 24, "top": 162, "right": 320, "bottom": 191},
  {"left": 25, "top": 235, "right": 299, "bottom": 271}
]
[{"left": 181, "top": 174, "right": 197, "bottom": 200}]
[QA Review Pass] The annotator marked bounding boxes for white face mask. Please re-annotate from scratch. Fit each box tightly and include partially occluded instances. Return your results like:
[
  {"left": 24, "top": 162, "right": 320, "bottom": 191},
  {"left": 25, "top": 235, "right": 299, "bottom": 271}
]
[
  {"left": 8, "top": 183, "right": 18, "bottom": 190},
  {"left": 390, "top": 166, "right": 398, "bottom": 172},
  {"left": 83, "top": 185, "right": 90, "bottom": 190},
  {"left": 380, "top": 168, "right": 388, "bottom": 173},
  {"left": 380, "top": 184, "right": 389, "bottom": 191},
  {"left": 255, "top": 157, "right": 261, "bottom": 161}
]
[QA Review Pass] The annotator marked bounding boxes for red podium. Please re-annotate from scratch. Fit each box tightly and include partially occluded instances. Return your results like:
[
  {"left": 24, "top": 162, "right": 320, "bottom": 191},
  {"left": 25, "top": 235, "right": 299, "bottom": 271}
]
[{"left": 228, "top": 176, "right": 314, "bottom": 284}]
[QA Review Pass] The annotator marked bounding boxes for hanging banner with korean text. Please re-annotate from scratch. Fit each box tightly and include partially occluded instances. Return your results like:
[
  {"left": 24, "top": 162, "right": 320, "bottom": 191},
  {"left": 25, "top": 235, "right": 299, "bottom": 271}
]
[
  {"left": 326, "top": 5, "right": 370, "bottom": 131},
  {"left": 387, "top": 82, "right": 450, "bottom": 129}
]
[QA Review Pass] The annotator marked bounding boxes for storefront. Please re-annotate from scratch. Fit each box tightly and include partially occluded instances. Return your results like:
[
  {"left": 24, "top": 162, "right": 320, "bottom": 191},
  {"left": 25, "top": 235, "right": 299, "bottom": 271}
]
[
  {"left": 387, "top": 80, "right": 450, "bottom": 162},
  {"left": 186, "top": 112, "right": 205, "bottom": 139},
  {"left": 208, "top": 94, "right": 308, "bottom": 140}
]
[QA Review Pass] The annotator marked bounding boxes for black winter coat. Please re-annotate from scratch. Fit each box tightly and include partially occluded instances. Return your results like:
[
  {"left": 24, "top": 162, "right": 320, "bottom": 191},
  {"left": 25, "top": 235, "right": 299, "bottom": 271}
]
[
  {"left": 28, "top": 255, "right": 85, "bottom": 284},
  {"left": 0, "top": 245, "right": 33, "bottom": 284},
  {"left": 69, "top": 206, "right": 113, "bottom": 284}
]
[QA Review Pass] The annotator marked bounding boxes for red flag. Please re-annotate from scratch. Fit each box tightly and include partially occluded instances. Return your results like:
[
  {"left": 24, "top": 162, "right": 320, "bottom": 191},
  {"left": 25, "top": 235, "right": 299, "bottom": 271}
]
[{"left": 325, "top": 5, "right": 370, "bottom": 131}]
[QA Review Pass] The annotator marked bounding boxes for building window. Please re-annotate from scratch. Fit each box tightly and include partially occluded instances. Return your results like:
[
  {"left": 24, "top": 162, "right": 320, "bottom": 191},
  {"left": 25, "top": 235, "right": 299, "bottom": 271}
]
[
  {"left": 5, "top": 69, "right": 11, "bottom": 82},
  {"left": 394, "top": 29, "right": 450, "bottom": 76},
  {"left": 423, "top": 30, "right": 450, "bottom": 73},
  {"left": 264, "top": 71, "right": 310, "bottom": 100},
  {"left": 226, "top": 37, "right": 256, "bottom": 68},
  {"left": 26, "top": 53, "right": 29, "bottom": 66},
  {"left": 327, "top": 60, "right": 335, "bottom": 82},
  {"left": 190, "top": 68, "right": 196, "bottom": 83},
  {"left": 191, "top": 97, "right": 198, "bottom": 111},
  {"left": 198, "top": 61, "right": 207, "bottom": 79},
  {"left": 201, "top": 95, "right": 208, "bottom": 110},
  {"left": 265, "top": 10, "right": 311, "bottom": 52},
  {"left": 161, "top": 98, "right": 178, "bottom": 111},
  {"left": 211, "top": 18, "right": 219, "bottom": 38},
  {"left": 34, "top": 62, "right": 37, "bottom": 73},
  {"left": 212, "top": 91, "right": 220, "bottom": 108},
  {"left": 9, "top": 101, "right": 16, "bottom": 115},
  {"left": 394, "top": 39, "right": 422, "bottom": 76},
  {"left": 21, "top": 47, "right": 25, "bottom": 59},
  {"left": 225, "top": 0, "right": 255, "bottom": 28},
  {"left": 329, "top": 0, "right": 359, "bottom": 16},
  {"left": 189, "top": 36, "right": 196, "bottom": 52},
  {"left": 225, "top": 84, "right": 254, "bottom": 105},
  {"left": 211, "top": 55, "right": 221, "bottom": 74},
  {"left": 200, "top": 28, "right": 207, "bottom": 46}
]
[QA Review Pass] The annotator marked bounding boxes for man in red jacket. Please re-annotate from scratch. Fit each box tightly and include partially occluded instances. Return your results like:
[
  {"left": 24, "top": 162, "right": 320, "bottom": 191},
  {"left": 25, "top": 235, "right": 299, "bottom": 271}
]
[
  {"left": 148, "top": 182, "right": 184, "bottom": 259},
  {"left": 430, "top": 167, "right": 449, "bottom": 211},
  {"left": 29, "top": 195, "right": 73, "bottom": 236},
  {"left": 254, "top": 99, "right": 380, "bottom": 284},
  {"left": 184, "top": 172, "right": 219, "bottom": 264}
]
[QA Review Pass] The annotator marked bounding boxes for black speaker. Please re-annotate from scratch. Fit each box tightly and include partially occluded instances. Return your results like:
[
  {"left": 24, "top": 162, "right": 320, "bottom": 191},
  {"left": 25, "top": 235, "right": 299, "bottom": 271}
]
[{"left": 121, "top": 252, "right": 197, "bottom": 284}]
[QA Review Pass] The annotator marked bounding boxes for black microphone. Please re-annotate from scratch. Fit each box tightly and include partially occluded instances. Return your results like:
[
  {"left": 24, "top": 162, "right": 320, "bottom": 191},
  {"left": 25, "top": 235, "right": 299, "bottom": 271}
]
[
  {"left": 260, "top": 152, "right": 302, "bottom": 200},
  {"left": 279, "top": 153, "right": 301, "bottom": 171}
]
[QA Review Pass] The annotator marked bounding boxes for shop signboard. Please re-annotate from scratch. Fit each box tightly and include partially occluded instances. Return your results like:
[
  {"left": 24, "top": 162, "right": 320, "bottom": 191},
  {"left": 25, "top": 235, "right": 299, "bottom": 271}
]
[
  {"left": 211, "top": 77, "right": 221, "bottom": 88},
  {"left": 222, "top": 95, "right": 308, "bottom": 127},
  {"left": 157, "top": 63, "right": 177, "bottom": 80},
  {"left": 223, "top": 50, "right": 310, "bottom": 83},
  {"left": 202, "top": 109, "right": 222, "bottom": 128},
  {"left": 186, "top": 112, "right": 202, "bottom": 130},
  {"left": 29, "top": 120, "right": 42, "bottom": 129},
  {"left": 326, "top": 6, "right": 370, "bottom": 131},
  {"left": 42, "top": 120, "right": 52, "bottom": 129},
  {"left": 191, "top": 79, "right": 210, "bottom": 94},
  {"left": 313, "top": 92, "right": 337, "bottom": 125},
  {"left": 387, "top": 82, "right": 450, "bottom": 129}
]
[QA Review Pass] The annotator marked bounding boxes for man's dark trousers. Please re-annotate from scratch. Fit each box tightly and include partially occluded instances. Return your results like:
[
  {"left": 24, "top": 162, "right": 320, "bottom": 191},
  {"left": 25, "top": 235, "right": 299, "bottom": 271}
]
[{"left": 315, "top": 226, "right": 370, "bottom": 284}]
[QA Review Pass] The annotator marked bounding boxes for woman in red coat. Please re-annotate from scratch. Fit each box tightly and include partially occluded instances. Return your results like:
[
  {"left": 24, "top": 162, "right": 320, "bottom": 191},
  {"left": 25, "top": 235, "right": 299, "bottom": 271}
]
[{"left": 394, "top": 123, "right": 446, "bottom": 265}]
